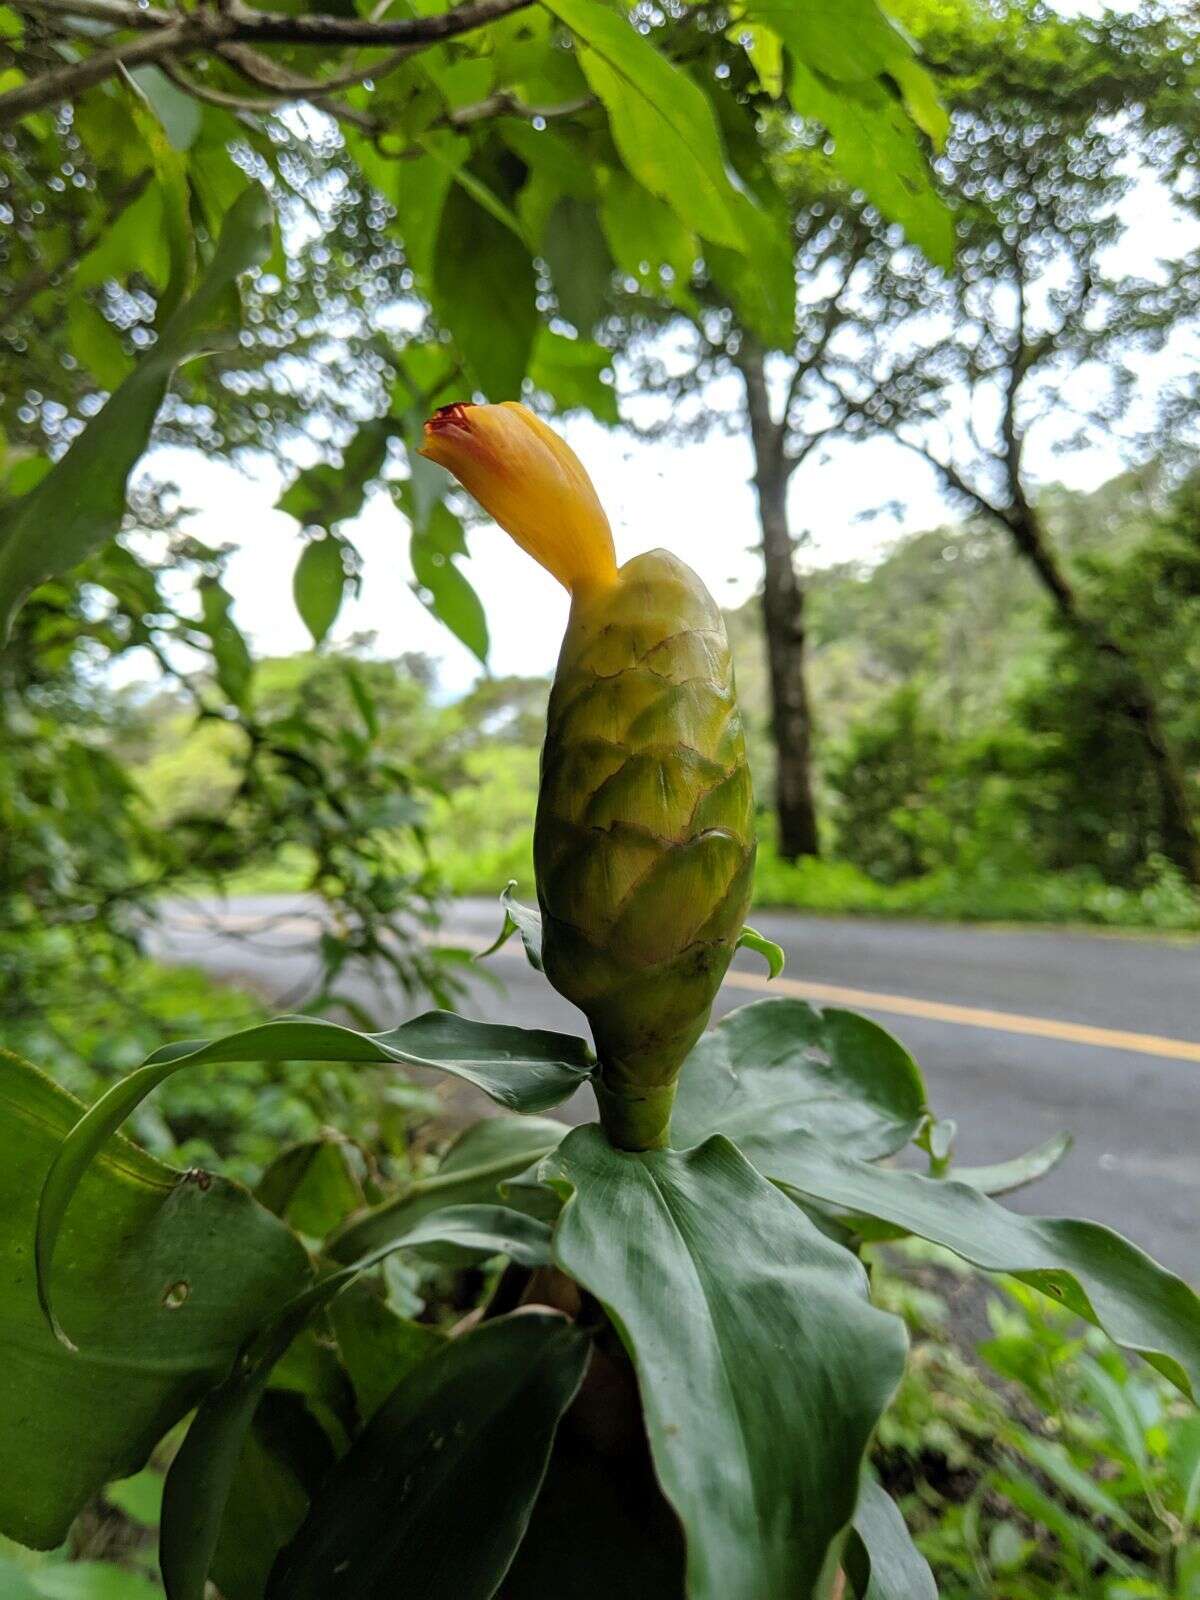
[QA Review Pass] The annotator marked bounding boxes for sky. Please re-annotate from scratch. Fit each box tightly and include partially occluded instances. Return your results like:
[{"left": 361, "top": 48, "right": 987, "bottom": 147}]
[{"left": 131, "top": 0, "right": 1199, "bottom": 698}]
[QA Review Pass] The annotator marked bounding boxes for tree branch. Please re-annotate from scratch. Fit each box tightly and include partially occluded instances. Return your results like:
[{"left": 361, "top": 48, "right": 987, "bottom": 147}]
[
  {"left": 1, "top": 0, "right": 534, "bottom": 127},
  {"left": 13, "top": 0, "right": 175, "bottom": 31},
  {"left": 891, "top": 430, "right": 1014, "bottom": 531},
  {"left": 0, "top": 19, "right": 203, "bottom": 127}
]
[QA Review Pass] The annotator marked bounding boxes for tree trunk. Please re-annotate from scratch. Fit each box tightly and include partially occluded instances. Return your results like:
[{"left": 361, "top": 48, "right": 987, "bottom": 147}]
[
  {"left": 1006, "top": 503, "right": 1200, "bottom": 887},
  {"left": 737, "top": 348, "right": 821, "bottom": 861}
]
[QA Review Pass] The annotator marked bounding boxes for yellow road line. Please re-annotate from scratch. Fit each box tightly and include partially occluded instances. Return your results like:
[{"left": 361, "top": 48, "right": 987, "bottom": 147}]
[
  {"left": 720, "top": 967, "right": 1200, "bottom": 1063},
  {"left": 170, "top": 909, "right": 1200, "bottom": 1065}
]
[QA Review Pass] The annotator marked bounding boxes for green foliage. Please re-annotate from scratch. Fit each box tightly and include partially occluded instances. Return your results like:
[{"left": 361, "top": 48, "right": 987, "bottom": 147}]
[
  {"left": 4, "top": 987, "right": 1197, "bottom": 1599},
  {"left": 0, "top": 186, "right": 272, "bottom": 641},
  {"left": 873, "top": 1257, "right": 1200, "bottom": 1599},
  {"left": 549, "top": 1125, "right": 908, "bottom": 1600},
  {"left": 0, "top": 1051, "right": 310, "bottom": 1550}
]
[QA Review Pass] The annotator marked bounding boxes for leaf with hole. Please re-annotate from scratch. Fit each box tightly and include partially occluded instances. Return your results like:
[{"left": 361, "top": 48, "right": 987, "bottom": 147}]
[
  {"left": 0, "top": 1052, "right": 309, "bottom": 1550},
  {"left": 35, "top": 1011, "right": 592, "bottom": 1345}
]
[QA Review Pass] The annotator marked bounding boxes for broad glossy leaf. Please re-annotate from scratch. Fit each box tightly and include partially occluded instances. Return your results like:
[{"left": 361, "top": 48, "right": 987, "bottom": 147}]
[
  {"left": 953, "top": 1132, "right": 1073, "bottom": 1197},
  {"left": 670, "top": 998, "right": 928, "bottom": 1162},
  {"left": 845, "top": 1473, "right": 937, "bottom": 1600},
  {"left": 329, "top": 1113, "right": 565, "bottom": 1262},
  {"left": 0, "top": 1052, "right": 309, "bottom": 1550},
  {"left": 129, "top": 64, "right": 203, "bottom": 151},
  {"left": 749, "top": 0, "right": 953, "bottom": 263},
  {"left": 598, "top": 170, "right": 698, "bottom": 307},
  {"left": 543, "top": 0, "right": 751, "bottom": 253},
  {"left": 433, "top": 178, "right": 536, "bottom": 397},
  {"left": 776, "top": 1134, "right": 1200, "bottom": 1399},
  {"left": 36, "top": 1012, "right": 592, "bottom": 1342},
  {"left": 547, "top": 1126, "right": 908, "bottom": 1600},
  {"left": 0, "top": 185, "right": 271, "bottom": 640},
  {"left": 67, "top": 299, "right": 133, "bottom": 392},
  {"left": 268, "top": 1313, "right": 591, "bottom": 1600},
  {"left": 162, "top": 1204, "right": 552, "bottom": 1600},
  {"left": 293, "top": 536, "right": 350, "bottom": 648},
  {"left": 499, "top": 1433, "right": 686, "bottom": 1598}
]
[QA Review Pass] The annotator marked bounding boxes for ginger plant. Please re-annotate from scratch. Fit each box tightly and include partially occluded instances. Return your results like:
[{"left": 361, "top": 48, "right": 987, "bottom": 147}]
[{"left": 3, "top": 409, "right": 1198, "bottom": 1600}]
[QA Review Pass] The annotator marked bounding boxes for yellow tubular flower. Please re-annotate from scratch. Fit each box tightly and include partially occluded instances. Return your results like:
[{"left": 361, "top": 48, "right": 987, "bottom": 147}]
[
  {"left": 423, "top": 402, "right": 755, "bottom": 1152},
  {"left": 419, "top": 402, "right": 618, "bottom": 596}
]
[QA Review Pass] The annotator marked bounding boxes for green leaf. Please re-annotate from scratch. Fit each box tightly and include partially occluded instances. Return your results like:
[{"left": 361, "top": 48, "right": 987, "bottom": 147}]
[
  {"left": 278, "top": 419, "right": 391, "bottom": 529},
  {"left": 29, "top": 1564, "right": 165, "bottom": 1600},
  {"left": 255, "top": 1135, "right": 366, "bottom": 1238},
  {"left": 293, "top": 536, "right": 351, "bottom": 648},
  {"left": 104, "top": 1467, "right": 163, "bottom": 1529},
  {"left": 129, "top": 64, "right": 203, "bottom": 150},
  {"left": 161, "top": 1205, "right": 553, "bottom": 1600},
  {"left": 268, "top": 1313, "right": 591, "bottom": 1600},
  {"left": 767, "top": 0, "right": 949, "bottom": 149},
  {"left": 433, "top": 179, "right": 536, "bottom": 397},
  {"left": 788, "top": 58, "right": 953, "bottom": 268},
  {"left": 408, "top": 497, "right": 489, "bottom": 664},
  {"left": 0, "top": 185, "right": 272, "bottom": 641},
  {"left": 542, "top": 197, "right": 614, "bottom": 334},
  {"left": 529, "top": 329, "right": 619, "bottom": 424},
  {"left": 67, "top": 299, "right": 133, "bottom": 392},
  {"left": 0, "top": 1052, "right": 310, "bottom": 1550},
  {"left": 598, "top": 169, "right": 697, "bottom": 305},
  {"left": 199, "top": 578, "right": 253, "bottom": 709},
  {"left": 735, "top": 20, "right": 785, "bottom": 99},
  {"left": 952, "top": 1132, "right": 1073, "bottom": 1197},
  {"left": 735, "top": 923, "right": 785, "bottom": 978},
  {"left": 845, "top": 1472, "right": 937, "bottom": 1600},
  {"left": 35, "top": 1012, "right": 592, "bottom": 1345},
  {"left": 124, "top": 76, "right": 195, "bottom": 322},
  {"left": 546, "top": 1126, "right": 908, "bottom": 1600},
  {"left": 74, "top": 181, "right": 168, "bottom": 295},
  {"left": 478, "top": 880, "right": 545, "bottom": 971},
  {"left": 774, "top": 1134, "right": 1200, "bottom": 1399},
  {"left": 542, "top": 0, "right": 752, "bottom": 252},
  {"left": 328, "top": 1112, "right": 566, "bottom": 1263},
  {"left": 327, "top": 1280, "right": 444, "bottom": 1423},
  {"left": 670, "top": 998, "right": 929, "bottom": 1163},
  {"left": 210, "top": 1392, "right": 335, "bottom": 1600}
]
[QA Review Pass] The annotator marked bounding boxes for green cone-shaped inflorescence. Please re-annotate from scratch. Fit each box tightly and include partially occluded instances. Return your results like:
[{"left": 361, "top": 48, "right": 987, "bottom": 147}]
[
  {"left": 421, "top": 402, "right": 754, "bottom": 1150},
  {"left": 535, "top": 552, "right": 754, "bottom": 1148}
]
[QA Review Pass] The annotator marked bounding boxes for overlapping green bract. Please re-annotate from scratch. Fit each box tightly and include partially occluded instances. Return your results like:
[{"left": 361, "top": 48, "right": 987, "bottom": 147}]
[{"left": 535, "top": 551, "right": 755, "bottom": 1148}]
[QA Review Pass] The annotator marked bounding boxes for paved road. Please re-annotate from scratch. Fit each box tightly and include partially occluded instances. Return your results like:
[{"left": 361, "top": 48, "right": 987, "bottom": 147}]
[{"left": 148, "top": 896, "right": 1200, "bottom": 1279}]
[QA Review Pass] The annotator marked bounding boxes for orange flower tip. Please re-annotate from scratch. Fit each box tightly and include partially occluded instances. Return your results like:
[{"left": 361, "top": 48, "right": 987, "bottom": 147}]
[
  {"left": 419, "top": 402, "right": 473, "bottom": 461},
  {"left": 417, "top": 400, "right": 618, "bottom": 597}
]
